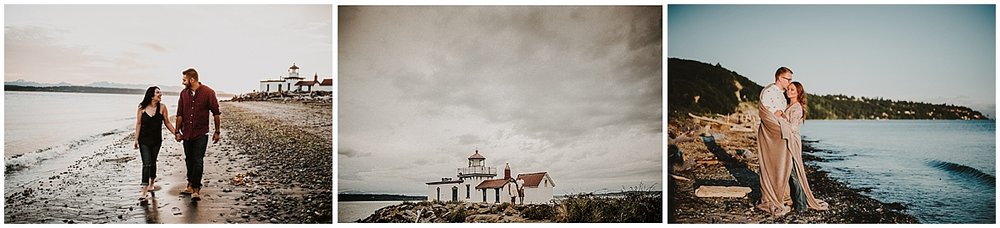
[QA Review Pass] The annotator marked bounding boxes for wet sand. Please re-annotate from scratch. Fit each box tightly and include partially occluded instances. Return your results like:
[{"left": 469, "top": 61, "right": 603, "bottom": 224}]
[{"left": 4, "top": 101, "right": 332, "bottom": 224}]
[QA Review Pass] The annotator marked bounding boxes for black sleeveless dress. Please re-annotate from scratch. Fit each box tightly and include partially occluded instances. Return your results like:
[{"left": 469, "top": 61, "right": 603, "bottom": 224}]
[{"left": 138, "top": 104, "right": 163, "bottom": 145}]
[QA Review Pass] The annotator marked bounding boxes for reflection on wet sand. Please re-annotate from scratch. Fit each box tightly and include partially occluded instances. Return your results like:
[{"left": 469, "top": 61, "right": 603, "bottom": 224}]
[
  {"left": 142, "top": 194, "right": 160, "bottom": 224},
  {"left": 184, "top": 200, "right": 199, "bottom": 224}
]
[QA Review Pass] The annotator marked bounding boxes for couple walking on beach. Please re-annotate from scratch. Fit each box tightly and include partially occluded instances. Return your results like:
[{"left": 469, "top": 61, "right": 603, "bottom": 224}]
[
  {"left": 755, "top": 67, "right": 829, "bottom": 217},
  {"left": 133, "top": 68, "right": 222, "bottom": 203}
]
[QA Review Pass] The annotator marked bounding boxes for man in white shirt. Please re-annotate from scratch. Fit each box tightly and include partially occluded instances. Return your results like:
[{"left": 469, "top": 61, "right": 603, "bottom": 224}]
[
  {"left": 755, "top": 66, "right": 795, "bottom": 216},
  {"left": 761, "top": 67, "right": 794, "bottom": 117}
]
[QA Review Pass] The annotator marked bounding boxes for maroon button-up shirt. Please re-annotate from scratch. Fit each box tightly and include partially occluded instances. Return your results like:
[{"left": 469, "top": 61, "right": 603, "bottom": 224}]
[{"left": 177, "top": 84, "right": 222, "bottom": 140}]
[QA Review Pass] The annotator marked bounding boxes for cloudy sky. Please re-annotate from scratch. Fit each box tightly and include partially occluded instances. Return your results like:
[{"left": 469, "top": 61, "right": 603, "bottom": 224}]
[
  {"left": 5, "top": 5, "right": 332, "bottom": 93},
  {"left": 339, "top": 6, "right": 662, "bottom": 195},
  {"left": 669, "top": 5, "right": 995, "bottom": 117}
]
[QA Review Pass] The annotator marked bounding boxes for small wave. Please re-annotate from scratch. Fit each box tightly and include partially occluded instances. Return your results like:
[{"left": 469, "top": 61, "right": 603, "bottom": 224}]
[
  {"left": 928, "top": 160, "right": 996, "bottom": 186},
  {"left": 5, "top": 129, "right": 127, "bottom": 175}
]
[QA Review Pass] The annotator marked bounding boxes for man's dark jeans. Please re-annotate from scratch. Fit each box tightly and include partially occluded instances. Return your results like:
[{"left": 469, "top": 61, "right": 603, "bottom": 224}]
[
  {"left": 183, "top": 135, "right": 208, "bottom": 188},
  {"left": 789, "top": 160, "right": 808, "bottom": 212}
]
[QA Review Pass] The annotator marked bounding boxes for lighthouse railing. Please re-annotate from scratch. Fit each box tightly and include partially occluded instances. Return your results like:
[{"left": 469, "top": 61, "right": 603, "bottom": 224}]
[{"left": 458, "top": 167, "right": 496, "bottom": 176}]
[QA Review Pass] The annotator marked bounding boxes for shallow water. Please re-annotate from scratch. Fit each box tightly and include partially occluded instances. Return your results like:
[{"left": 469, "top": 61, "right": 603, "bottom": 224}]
[
  {"left": 3, "top": 92, "right": 256, "bottom": 224},
  {"left": 338, "top": 201, "right": 405, "bottom": 223},
  {"left": 801, "top": 120, "right": 995, "bottom": 224},
  {"left": 4, "top": 91, "right": 178, "bottom": 158}
]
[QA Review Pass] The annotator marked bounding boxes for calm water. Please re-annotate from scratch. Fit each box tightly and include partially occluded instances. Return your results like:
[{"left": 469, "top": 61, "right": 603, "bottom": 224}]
[
  {"left": 338, "top": 201, "right": 405, "bottom": 223},
  {"left": 801, "top": 120, "right": 995, "bottom": 224},
  {"left": 4, "top": 91, "right": 178, "bottom": 186}
]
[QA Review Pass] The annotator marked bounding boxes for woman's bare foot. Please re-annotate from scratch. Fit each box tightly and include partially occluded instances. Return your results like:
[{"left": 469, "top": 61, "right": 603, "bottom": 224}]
[
  {"left": 139, "top": 185, "right": 149, "bottom": 201},
  {"left": 146, "top": 178, "right": 159, "bottom": 192},
  {"left": 772, "top": 205, "right": 791, "bottom": 217},
  {"left": 815, "top": 199, "right": 830, "bottom": 211}
]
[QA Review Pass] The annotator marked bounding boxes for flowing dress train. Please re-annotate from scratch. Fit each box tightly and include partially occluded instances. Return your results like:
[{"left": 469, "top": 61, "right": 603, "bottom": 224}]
[{"left": 785, "top": 103, "right": 830, "bottom": 211}]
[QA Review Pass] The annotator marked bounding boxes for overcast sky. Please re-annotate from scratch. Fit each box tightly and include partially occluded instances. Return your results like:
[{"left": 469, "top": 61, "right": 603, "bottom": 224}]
[
  {"left": 5, "top": 5, "right": 332, "bottom": 93},
  {"left": 669, "top": 5, "right": 996, "bottom": 117},
  {"left": 339, "top": 6, "right": 662, "bottom": 195}
]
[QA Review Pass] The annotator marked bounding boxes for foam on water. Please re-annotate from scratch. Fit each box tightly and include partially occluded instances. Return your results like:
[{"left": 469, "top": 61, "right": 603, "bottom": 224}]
[
  {"left": 928, "top": 160, "right": 996, "bottom": 186},
  {"left": 6, "top": 128, "right": 127, "bottom": 174}
]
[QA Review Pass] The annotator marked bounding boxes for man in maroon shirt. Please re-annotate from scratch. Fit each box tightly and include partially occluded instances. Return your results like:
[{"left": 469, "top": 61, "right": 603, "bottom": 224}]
[{"left": 174, "top": 68, "right": 222, "bottom": 201}]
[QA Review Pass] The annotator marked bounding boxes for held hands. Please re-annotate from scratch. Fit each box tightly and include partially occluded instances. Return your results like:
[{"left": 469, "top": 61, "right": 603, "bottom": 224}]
[{"left": 174, "top": 132, "right": 182, "bottom": 142}]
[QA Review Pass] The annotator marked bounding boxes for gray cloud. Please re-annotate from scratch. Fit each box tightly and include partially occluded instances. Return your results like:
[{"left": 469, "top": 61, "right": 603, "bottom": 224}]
[
  {"left": 338, "top": 148, "right": 372, "bottom": 158},
  {"left": 345, "top": 7, "right": 661, "bottom": 147},
  {"left": 339, "top": 6, "right": 661, "bottom": 194},
  {"left": 4, "top": 25, "right": 108, "bottom": 82},
  {"left": 6, "top": 5, "right": 332, "bottom": 93},
  {"left": 142, "top": 42, "right": 167, "bottom": 52},
  {"left": 455, "top": 134, "right": 483, "bottom": 145}
]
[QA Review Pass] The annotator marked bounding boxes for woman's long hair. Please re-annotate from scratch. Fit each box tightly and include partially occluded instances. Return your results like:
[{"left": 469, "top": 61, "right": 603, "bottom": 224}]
[
  {"left": 139, "top": 86, "right": 159, "bottom": 109},
  {"left": 790, "top": 81, "right": 807, "bottom": 120}
]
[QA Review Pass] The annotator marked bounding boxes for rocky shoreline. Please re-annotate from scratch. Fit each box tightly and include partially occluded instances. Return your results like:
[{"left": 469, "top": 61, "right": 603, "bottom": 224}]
[
  {"left": 220, "top": 101, "right": 333, "bottom": 223},
  {"left": 357, "top": 190, "right": 661, "bottom": 223},
  {"left": 668, "top": 110, "right": 919, "bottom": 223}
]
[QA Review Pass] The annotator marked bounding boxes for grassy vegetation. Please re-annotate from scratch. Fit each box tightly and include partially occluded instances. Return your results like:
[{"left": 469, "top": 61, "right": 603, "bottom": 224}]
[{"left": 553, "top": 185, "right": 662, "bottom": 223}]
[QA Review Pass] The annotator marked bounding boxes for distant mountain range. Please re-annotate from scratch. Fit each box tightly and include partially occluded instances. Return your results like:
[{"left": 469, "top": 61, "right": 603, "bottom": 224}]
[
  {"left": 5, "top": 79, "right": 186, "bottom": 92},
  {"left": 4, "top": 79, "right": 235, "bottom": 97},
  {"left": 5, "top": 85, "right": 179, "bottom": 96},
  {"left": 668, "top": 58, "right": 990, "bottom": 120}
]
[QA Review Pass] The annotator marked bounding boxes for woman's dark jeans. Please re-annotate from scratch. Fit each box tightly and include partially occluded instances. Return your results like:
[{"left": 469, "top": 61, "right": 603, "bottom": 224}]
[{"left": 139, "top": 143, "right": 161, "bottom": 186}]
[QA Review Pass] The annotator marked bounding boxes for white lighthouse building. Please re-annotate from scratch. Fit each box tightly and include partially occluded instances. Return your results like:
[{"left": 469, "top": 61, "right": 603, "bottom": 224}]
[
  {"left": 425, "top": 150, "right": 554, "bottom": 204},
  {"left": 258, "top": 63, "right": 308, "bottom": 93}
]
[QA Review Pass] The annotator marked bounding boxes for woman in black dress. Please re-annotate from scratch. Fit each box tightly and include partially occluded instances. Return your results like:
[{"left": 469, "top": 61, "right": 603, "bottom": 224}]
[{"left": 134, "top": 86, "right": 177, "bottom": 201}]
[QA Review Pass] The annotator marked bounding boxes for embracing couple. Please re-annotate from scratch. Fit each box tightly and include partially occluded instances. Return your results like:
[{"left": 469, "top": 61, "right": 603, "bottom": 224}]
[
  {"left": 756, "top": 67, "right": 829, "bottom": 217},
  {"left": 133, "top": 68, "right": 222, "bottom": 203}
]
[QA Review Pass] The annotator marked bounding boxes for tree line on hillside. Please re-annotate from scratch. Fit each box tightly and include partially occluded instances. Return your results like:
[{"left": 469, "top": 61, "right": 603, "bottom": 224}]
[
  {"left": 809, "top": 94, "right": 986, "bottom": 120},
  {"left": 668, "top": 58, "right": 988, "bottom": 120}
]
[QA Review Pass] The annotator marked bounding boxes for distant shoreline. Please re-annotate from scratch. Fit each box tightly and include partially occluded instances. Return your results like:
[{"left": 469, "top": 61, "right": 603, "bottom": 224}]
[
  {"left": 339, "top": 193, "right": 426, "bottom": 202},
  {"left": 5, "top": 85, "right": 236, "bottom": 97}
]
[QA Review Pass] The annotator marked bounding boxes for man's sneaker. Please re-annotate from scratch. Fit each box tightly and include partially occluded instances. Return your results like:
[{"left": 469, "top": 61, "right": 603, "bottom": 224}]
[
  {"left": 181, "top": 184, "right": 194, "bottom": 195},
  {"left": 191, "top": 187, "right": 202, "bottom": 201}
]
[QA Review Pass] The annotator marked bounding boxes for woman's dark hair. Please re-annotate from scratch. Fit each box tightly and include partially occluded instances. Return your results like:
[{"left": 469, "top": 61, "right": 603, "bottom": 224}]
[
  {"left": 139, "top": 86, "right": 159, "bottom": 108},
  {"left": 789, "top": 81, "right": 807, "bottom": 120}
]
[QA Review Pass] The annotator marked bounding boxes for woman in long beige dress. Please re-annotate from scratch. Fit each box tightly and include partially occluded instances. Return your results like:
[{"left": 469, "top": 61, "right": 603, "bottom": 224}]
[{"left": 784, "top": 81, "right": 830, "bottom": 212}]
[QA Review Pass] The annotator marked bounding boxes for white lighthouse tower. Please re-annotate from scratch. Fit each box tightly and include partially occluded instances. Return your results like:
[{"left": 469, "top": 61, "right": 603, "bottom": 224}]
[
  {"left": 458, "top": 150, "right": 497, "bottom": 182},
  {"left": 282, "top": 63, "right": 305, "bottom": 92}
]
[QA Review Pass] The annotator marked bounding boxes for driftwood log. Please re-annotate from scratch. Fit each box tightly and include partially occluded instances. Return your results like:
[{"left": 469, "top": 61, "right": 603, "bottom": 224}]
[
  {"left": 694, "top": 186, "right": 753, "bottom": 198},
  {"left": 688, "top": 113, "right": 754, "bottom": 133}
]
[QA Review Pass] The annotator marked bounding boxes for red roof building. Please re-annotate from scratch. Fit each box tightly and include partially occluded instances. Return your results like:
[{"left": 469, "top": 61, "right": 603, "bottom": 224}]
[
  {"left": 475, "top": 179, "right": 510, "bottom": 189},
  {"left": 517, "top": 172, "right": 554, "bottom": 188}
]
